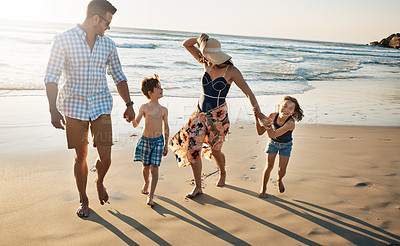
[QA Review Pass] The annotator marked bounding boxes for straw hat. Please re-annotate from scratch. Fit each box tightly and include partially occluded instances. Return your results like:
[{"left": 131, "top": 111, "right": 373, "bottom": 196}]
[{"left": 200, "top": 38, "right": 231, "bottom": 65}]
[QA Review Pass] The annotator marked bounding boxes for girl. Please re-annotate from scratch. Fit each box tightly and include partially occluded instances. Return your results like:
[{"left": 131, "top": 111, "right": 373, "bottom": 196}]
[{"left": 256, "top": 96, "right": 304, "bottom": 198}]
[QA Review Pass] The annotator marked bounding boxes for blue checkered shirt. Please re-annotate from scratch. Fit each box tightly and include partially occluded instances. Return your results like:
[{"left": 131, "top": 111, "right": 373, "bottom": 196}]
[{"left": 44, "top": 25, "right": 127, "bottom": 121}]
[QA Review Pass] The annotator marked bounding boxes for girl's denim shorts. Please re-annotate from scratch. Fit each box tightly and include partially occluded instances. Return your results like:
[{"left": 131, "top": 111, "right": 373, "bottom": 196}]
[{"left": 266, "top": 140, "right": 293, "bottom": 157}]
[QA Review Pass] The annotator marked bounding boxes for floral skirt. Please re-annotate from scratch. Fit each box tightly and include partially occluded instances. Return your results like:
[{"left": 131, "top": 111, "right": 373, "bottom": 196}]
[{"left": 169, "top": 102, "right": 230, "bottom": 167}]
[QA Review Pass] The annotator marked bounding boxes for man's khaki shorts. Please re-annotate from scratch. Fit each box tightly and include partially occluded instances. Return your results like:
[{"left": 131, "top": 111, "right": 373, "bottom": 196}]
[{"left": 65, "top": 114, "right": 113, "bottom": 149}]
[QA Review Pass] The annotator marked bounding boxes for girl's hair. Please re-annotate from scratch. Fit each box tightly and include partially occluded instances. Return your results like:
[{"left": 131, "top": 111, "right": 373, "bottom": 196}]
[
  {"left": 280, "top": 96, "right": 304, "bottom": 122},
  {"left": 141, "top": 74, "right": 160, "bottom": 99}
]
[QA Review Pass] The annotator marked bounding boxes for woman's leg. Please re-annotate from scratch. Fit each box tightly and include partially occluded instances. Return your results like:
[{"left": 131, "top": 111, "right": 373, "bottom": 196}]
[
  {"left": 187, "top": 159, "right": 203, "bottom": 198},
  {"left": 259, "top": 154, "right": 277, "bottom": 198},
  {"left": 277, "top": 155, "right": 290, "bottom": 193},
  {"left": 212, "top": 149, "right": 226, "bottom": 187}
]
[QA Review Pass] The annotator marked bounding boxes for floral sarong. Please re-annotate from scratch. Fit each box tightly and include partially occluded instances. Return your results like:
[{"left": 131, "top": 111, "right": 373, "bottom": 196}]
[{"left": 169, "top": 102, "right": 230, "bottom": 167}]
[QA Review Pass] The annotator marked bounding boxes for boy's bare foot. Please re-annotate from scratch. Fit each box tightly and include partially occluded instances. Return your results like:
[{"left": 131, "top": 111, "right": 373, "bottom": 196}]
[
  {"left": 95, "top": 179, "right": 109, "bottom": 205},
  {"left": 258, "top": 192, "right": 267, "bottom": 199},
  {"left": 186, "top": 187, "right": 203, "bottom": 199},
  {"left": 147, "top": 196, "right": 154, "bottom": 207},
  {"left": 141, "top": 183, "right": 149, "bottom": 195},
  {"left": 216, "top": 172, "right": 226, "bottom": 187},
  {"left": 277, "top": 180, "right": 285, "bottom": 193},
  {"left": 76, "top": 203, "right": 89, "bottom": 217}
]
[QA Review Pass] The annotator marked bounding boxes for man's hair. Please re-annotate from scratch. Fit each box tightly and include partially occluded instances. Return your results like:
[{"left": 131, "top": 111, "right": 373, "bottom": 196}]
[
  {"left": 86, "top": 0, "right": 117, "bottom": 19},
  {"left": 141, "top": 74, "right": 160, "bottom": 99}
]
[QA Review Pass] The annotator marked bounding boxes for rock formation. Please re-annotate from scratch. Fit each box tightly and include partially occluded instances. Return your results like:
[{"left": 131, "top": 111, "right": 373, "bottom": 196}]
[{"left": 370, "top": 33, "right": 400, "bottom": 49}]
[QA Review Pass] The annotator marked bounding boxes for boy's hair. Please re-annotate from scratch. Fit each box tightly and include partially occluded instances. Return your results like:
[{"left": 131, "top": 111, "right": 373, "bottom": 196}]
[
  {"left": 86, "top": 0, "right": 117, "bottom": 19},
  {"left": 280, "top": 96, "right": 304, "bottom": 122},
  {"left": 141, "top": 74, "right": 160, "bottom": 99}
]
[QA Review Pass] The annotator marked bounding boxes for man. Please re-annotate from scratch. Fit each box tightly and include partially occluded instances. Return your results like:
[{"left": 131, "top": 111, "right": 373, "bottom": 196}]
[{"left": 44, "top": 0, "right": 135, "bottom": 217}]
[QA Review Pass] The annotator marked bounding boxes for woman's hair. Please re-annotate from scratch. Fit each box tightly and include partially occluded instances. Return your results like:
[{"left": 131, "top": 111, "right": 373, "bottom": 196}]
[
  {"left": 141, "top": 74, "right": 160, "bottom": 99},
  {"left": 280, "top": 96, "right": 304, "bottom": 122},
  {"left": 198, "top": 54, "right": 233, "bottom": 67},
  {"left": 86, "top": 0, "right": 117, "bottom": 19}
]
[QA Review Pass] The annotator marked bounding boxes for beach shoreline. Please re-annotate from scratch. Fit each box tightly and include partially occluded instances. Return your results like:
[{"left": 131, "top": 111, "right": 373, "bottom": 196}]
[{"left": 1, "top": 77, "right": 400, "bottom": 244}]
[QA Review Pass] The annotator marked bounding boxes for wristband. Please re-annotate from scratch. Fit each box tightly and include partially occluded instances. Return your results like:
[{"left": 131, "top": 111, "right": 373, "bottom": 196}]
[{"left": 126, "top": 101, "right": 134, "bottom": 107}]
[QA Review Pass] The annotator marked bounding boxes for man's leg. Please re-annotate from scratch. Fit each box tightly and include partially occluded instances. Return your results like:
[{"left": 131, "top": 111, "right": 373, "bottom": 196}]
[
  {"left": 74, "top": 145, "right": 89, "bottom": 217},
  {"left": 95, "top": 145, "right": 111, "bottom": 205}
]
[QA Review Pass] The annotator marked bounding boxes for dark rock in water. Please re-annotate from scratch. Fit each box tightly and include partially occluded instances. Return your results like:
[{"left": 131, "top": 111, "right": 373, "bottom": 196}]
[{"left": 370, "top": 33, "right": 400, "bottom": 49}]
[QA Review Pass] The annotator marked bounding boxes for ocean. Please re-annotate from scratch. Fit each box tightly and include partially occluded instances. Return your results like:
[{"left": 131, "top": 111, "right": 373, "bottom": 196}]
[{"left": 1, "top": 19, "right": 399, "bottom": 99}]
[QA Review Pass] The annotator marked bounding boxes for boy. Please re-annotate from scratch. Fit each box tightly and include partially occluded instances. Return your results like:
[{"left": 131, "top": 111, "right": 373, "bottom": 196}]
[{"left": 132, "top": 74, "right": 169, "bottom": 206}]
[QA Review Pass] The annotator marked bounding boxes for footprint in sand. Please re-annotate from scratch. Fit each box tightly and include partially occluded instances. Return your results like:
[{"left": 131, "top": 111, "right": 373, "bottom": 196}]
[
  {"left": 355, "top": 182, "right": 373, "bottom": 187},
  {"left": 250, "top": 165, "right": 256, "bottom": 170},
  {"left": 378, "top": 138, "right": 393, "bottom": 142},
  {"left": 250, "top": 155, "right": 257, "bottom": 160},
  {"left": 320, "top": 136, "right": 335, "bottom": 139},
  {"left": 384, "top": 173, "right": 397, "bottom": 177}
]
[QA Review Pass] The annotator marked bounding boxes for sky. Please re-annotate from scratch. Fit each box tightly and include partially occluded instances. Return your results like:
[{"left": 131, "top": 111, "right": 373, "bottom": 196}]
[{"left": 3, "top": 0, "right": 399, "bottom": 44}]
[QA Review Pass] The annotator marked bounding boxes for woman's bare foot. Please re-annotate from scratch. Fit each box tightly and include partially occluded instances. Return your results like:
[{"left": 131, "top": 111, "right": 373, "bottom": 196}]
[
  {"left": 258, "top": 192, "right": 267, "bottom": 199},
  {"left": 95, "top": 179, "right": 109, "bottom": 205},
  {"left": 76, "top": 202, "right": 89, "bottom": 217},
  {"left": 277, "top": 180, "right": 285, "bottom": 193},
  {"left": 216, "top": 172, "right": 226, "bottom": 187},
  {"left": 141, "top": 183, "right": 149, "bottom": 195},
  {"left": 147, "top": 196, "right": 154, "bottom": 207},
  {"left": 186, "top": 187, "right": 203, "bottom": 199}
]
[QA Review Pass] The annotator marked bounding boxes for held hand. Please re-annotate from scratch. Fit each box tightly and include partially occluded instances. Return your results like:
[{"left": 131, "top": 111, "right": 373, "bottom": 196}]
[
  {"left": 260, "top": 118, "right": 272, "bottom": 128},
  {"left": 123, "top": 106, "right": 135, "bottom": 123},
  {"left": 162, "top": 146, "right": 168, "bottom": 156},
  {"left": 50, "top": 109, "right": 65, "bottom": 130}
]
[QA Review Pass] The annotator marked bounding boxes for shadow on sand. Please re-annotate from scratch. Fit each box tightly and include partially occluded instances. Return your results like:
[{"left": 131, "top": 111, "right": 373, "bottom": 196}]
[
  {"left": 157, "top": 195, "right": 321, "bottom": 246},
  {"left": 108, "top": 209, "right": 171, "bottom": 245},
  {"left": 224, "top": 184, "right": 400, "bottom": 245},
  {"left": 81, "top": 209, "right": 138, "bottom": 245}
]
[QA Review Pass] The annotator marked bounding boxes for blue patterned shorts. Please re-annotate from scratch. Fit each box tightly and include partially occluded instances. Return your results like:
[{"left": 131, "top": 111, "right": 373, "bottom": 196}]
[
  {"left": 266, "top": 140, "right": 293, "bottom": 157},
  {"left": 134, "top": 135, "right": 164, "bottom": 167}
]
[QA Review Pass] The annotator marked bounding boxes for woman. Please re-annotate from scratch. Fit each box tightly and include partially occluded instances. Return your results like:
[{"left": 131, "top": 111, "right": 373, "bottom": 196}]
[{"left": 169, "top": 33, "right": 263, "bottom": 198}]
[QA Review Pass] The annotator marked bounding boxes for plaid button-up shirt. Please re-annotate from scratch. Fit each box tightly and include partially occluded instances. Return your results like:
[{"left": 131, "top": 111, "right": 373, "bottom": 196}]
[{"left": 44, "top": 25, "right": 127, "bottom": 121}]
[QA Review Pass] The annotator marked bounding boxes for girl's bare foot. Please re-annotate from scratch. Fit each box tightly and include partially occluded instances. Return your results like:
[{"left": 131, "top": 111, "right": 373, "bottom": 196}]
[
  {"left": 141, "top": 183, "right": 149, "bottom": 195},
  {"left": 258, "top": 192, "right": 267, "bottom": 199},
  {"left": 277, "top": 180, "right": 285, "bottom": 193},
  {"left": 147, "top": 196, "right": 154, "bottom": 207},
  {"left": 95, "top": 179, "right": 109, "bottom": 205},
  {"left": 216, "top": 172, "right": 226, "bottom": 187},
  {"left": 186, "top": 187, "right": 203, "bottom": 198}
]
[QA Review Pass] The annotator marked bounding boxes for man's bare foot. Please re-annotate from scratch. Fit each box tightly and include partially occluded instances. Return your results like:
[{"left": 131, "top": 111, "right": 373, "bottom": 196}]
[
  {"left": 141, "top": 183, "right": 149, "bottom": 195},
  {"left": 186, "top": 187, "right": 203, "bottom": 199},
  {"left": 216, "top": 172, "right": 226, "bottom": 187},
  {"left": 147, "top": 196, "right": 154, "bottom": 207},
  {"left": 258, "top": 192, "right": 267, "bottom": 199},
  {"left": 95, "top": 179, "right": 109, "bottom": 205},
  {"left": 76, "top": 203, "right": 89, "bottom": 217},
  {"left": 277, "top": 180, "right": 285, "bottom": 193}
]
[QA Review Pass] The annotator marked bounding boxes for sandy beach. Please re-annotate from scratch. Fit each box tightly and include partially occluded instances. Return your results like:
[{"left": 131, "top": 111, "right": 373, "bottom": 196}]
[{"left": 1, "top": 80, "right": 400, "bottom": 245}]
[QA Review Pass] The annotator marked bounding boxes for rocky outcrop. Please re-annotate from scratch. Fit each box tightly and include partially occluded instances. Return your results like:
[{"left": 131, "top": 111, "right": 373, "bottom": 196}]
[{"left": 370, "top": 33, "right": 400, "bottom": 49}]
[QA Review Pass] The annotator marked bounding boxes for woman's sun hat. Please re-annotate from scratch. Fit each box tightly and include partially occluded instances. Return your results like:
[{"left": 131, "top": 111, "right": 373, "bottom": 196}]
[{"left": 200, "top": 38, "right": 231, "bottom": 65}]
